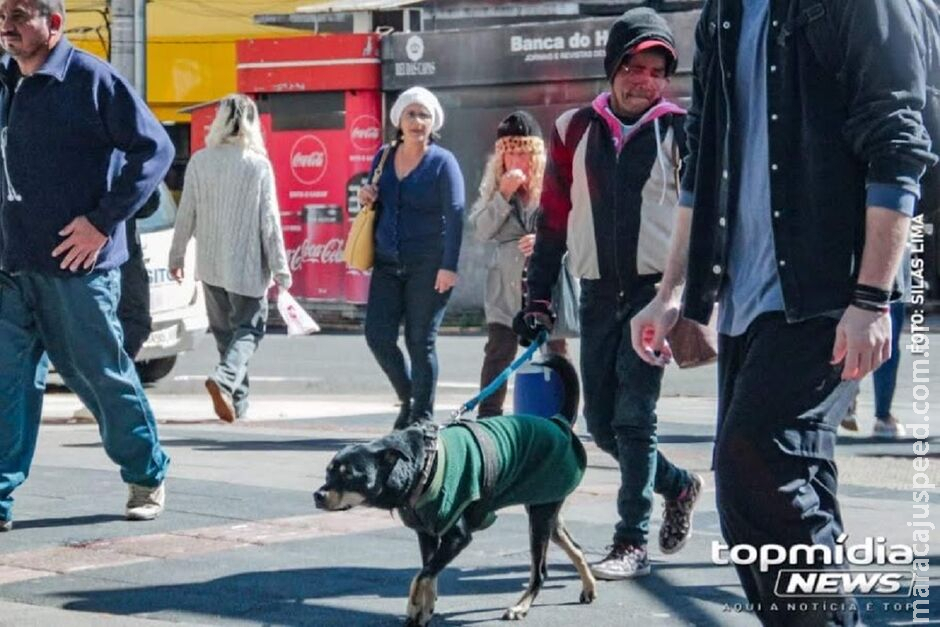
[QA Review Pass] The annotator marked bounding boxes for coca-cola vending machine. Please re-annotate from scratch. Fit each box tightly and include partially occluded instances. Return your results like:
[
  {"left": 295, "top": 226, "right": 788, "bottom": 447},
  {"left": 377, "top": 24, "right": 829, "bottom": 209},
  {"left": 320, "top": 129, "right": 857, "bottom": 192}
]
[{"left": 234, "top": 33, "right": 383, "bottom": 306}]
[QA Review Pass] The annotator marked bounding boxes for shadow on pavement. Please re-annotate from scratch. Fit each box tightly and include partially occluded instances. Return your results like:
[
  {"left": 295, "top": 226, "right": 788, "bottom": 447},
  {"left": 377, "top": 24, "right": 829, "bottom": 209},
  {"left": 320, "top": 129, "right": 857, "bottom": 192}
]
[
  {"left": 54, "top": 563, "right": 742, "bottom": 626},
  {"left": 11, "top": 514, "right": 126, "bottom": 531},
  {"left": 62, "top": 437, "right": 373, "bottom": 453}
]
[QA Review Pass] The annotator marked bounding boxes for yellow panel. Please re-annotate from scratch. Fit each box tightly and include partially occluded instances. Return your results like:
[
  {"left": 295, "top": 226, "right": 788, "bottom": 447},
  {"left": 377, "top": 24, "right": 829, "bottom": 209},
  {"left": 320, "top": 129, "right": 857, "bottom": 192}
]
[{"left": 64, "top": 1, "right": 323, "bottom": 122}]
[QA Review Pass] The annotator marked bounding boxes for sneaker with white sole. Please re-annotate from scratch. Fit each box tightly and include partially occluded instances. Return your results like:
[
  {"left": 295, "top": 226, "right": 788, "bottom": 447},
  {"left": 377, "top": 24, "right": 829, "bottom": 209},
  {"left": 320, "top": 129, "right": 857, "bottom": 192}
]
[
  {"left": 590, "top": 544, "right": 650, "bottom": 580},
  {"left": 0, "top": 519, "right": 11, "bottom": 532},
  {"left": 660, "top": 473, "right": 704, "bottom": 555},
  {"left": 873, "top": 416, "right": 905, "bottom": 439},
  {"left": 126, "top": 482, "right": 165, "bottom": 521},
  {"left": 71, "top": 406, "right": 96, "bottom": 423}
]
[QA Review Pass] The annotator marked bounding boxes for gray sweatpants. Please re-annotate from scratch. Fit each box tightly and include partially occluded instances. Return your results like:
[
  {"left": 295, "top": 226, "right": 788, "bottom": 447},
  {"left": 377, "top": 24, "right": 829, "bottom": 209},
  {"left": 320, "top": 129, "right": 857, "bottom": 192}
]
[{"left": 203, "top": 283, "right": 268, "bottom": 419}]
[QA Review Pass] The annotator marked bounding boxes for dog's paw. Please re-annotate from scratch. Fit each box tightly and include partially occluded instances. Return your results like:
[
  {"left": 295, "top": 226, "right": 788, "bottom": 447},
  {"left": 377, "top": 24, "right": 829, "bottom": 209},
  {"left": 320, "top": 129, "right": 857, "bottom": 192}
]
[
  {"left": 579, "top": 587, "right": 597, "bottom": 604},
  {"left": 406, "top": 575, "right": 435, "bottom": 626},
  {"left": 502, "top": 606, "right": 529, "bottom": 621}
]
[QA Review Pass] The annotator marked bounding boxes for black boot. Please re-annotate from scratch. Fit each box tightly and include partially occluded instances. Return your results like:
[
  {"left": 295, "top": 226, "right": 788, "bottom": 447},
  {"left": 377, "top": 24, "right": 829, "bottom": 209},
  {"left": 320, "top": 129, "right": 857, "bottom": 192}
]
[{"left": 393, "top": 400, "right": 412, "bottom": 431}]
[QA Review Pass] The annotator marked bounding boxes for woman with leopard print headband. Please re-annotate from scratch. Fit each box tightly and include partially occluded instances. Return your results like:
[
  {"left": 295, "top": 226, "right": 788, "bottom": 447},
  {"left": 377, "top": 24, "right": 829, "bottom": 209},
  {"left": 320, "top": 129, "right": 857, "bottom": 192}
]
[{"left": 469, "top": 111, "right": 569, "bottom": 418}]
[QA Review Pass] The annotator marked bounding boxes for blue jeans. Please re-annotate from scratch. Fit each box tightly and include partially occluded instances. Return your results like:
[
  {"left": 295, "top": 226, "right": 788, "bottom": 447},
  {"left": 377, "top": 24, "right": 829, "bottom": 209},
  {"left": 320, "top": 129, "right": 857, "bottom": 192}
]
[
  {"left": 364, "top": 257, "right": 451, "bottom": 423},
  {"left": 873, "top": 301, "right": 904, "bottom": 420},
  {"left": 579, "top": 279, "right": 691, "bottom": 546},
  {"left": 0, "top": 270, "right": 169, "bottom": 522},
  {"left": 203, "top": 283, "right": 268, "bottom": 418}
]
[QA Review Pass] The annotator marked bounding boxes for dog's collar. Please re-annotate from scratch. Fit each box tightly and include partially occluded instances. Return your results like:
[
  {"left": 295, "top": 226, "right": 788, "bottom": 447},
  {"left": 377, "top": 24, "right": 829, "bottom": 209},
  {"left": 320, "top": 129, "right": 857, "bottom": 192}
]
[{"left": 407, "top": 425, "right": 440, "bottom": 510}]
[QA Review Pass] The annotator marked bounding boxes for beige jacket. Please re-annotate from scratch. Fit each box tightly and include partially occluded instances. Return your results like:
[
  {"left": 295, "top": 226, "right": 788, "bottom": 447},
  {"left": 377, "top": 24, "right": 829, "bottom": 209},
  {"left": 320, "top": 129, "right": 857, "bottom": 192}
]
[{"left": 469, "top": 193, "right": 538, "bottom": 328}]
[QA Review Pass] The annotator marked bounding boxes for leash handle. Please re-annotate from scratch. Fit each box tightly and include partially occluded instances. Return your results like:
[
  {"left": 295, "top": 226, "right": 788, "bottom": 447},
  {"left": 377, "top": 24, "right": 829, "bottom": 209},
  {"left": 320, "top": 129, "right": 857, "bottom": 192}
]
[{"left": 451, "top": 330, "right": 548, "bottom": 421}]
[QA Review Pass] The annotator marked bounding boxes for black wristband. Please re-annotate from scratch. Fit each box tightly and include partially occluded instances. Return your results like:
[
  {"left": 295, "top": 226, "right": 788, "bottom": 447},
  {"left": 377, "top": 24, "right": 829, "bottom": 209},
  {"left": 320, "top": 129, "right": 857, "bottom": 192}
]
[
  {"left": 853, "top": 284, "right": 891, "bottom": 304},
  {"left": 850, "top": 297, "right": 889, "bottom": 313}
]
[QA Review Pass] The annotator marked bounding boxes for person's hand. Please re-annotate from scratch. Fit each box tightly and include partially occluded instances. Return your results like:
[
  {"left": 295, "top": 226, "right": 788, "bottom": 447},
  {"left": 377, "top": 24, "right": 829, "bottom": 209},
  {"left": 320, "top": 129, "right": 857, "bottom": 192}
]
[
  {"left": 631, "top": 294, "right": 680, "bottom": 367},
  {"left": 275, "top": 272, "right": 293, "bottom": 290},
  {"left": 518, "top": 234, "right": 536, "bottom": 258},
  {"left": 499, "top": 169, "right": 527, "bottom": 200},
  {"left": 512, "top": 299, "right": 555, "bottom": 346},
  {"left": 831, "top": 305, "right": 892, "bottom": 380},
  {"left": 357, "top": 184, "right": 378, "bottom": 207},
  {"left": 435, "top": 269, "right": 457, "bottom": 293},
  {"left": 51, "top": 216, "right": 108, "bottom": 272}
]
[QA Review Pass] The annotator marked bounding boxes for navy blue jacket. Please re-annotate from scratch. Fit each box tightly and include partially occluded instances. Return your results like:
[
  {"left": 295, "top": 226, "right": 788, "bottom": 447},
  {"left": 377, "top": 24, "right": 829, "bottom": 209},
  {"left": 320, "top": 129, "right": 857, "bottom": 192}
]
[
  {"left": 370, "top": 143, "right": 465, "bottom": 272},
  {"left": 681, "top": 0, "right": 936, "bottom": 325},
  {"left": 0, "top": 39, "right": 174, "bottom": 275}
]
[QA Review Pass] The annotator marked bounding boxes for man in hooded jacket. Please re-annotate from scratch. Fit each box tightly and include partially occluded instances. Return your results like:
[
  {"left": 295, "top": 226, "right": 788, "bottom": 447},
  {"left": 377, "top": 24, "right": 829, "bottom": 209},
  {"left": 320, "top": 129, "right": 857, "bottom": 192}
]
[{"left": 516, "top": 7, "right": 703, "bottom": 580}]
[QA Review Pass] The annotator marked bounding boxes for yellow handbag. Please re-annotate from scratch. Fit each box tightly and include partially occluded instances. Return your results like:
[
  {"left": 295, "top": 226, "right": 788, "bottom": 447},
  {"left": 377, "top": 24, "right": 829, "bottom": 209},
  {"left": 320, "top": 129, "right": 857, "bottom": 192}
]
[{"left": 344, "top": 143, "right": 394, "bottom": 271}]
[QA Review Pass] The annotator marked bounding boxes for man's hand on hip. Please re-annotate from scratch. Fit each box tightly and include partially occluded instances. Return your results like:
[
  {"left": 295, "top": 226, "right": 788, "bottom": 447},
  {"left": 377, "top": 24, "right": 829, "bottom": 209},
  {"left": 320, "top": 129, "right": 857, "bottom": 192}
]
[
  {"left": 831, "top": 305, "right": 892, "bottom": 381},
  {"left": 631, "top": 294, "right": 678, "bottom": 368},
  {"left": 52, "top": 216, "right": 108, "bottom": 272}
]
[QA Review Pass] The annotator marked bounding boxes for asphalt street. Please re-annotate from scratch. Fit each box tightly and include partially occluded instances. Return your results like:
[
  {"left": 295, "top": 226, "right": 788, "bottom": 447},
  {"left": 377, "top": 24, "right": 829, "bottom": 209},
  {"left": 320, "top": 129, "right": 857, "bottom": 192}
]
[{"left": 2, "top": 330, "right": 937, "bottom": 626}]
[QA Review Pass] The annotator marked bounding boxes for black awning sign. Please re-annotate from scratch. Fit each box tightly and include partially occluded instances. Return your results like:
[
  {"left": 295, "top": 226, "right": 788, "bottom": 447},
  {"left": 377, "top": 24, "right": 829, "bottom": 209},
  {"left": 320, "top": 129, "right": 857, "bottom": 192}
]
[{"left": 383, "top": 18, "right": 613, "bottom": 89}]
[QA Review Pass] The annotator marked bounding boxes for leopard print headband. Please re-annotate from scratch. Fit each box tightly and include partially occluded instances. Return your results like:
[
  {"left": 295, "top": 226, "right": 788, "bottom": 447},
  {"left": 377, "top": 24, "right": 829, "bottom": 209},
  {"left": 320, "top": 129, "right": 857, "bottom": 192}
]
[{"left": 496, "top": 136, "right": 545, "bottom": 154}]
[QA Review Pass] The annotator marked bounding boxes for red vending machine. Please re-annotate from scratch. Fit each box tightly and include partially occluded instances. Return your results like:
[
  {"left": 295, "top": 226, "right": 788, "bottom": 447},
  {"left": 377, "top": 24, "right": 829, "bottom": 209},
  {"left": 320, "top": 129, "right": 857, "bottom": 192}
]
[{"left": 235, "top": 34, "right": 383, "bottom": 306}]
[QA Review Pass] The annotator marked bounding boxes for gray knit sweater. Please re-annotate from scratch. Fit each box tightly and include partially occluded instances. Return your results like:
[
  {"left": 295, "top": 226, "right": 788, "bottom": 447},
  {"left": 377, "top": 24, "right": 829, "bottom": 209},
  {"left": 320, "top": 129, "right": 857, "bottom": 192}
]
[{"left": 168, "top": 144, "right": 291, "bottom": 298}]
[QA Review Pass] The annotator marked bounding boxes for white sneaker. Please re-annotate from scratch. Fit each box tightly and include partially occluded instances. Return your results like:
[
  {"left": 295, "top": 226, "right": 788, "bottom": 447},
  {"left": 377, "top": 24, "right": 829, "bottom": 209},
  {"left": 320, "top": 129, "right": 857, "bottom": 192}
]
[
  {"left": 126, "top": 482, "right": 165, "bottom": 521},
  {"left": 71, "top": 406, "right": 96, "bottom": 423},
  {"left": 873, "top": 416, "right": 905, "bottom": 439},
  {"left": 590, "top": 544, "right": 650, "bottom": 580}
]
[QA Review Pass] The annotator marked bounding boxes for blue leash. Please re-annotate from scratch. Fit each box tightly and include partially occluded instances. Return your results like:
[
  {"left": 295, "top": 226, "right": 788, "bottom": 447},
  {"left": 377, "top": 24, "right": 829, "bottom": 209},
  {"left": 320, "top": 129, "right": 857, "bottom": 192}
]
[{"left": 451, "top": 330, "right": 548, "bottom": 421}]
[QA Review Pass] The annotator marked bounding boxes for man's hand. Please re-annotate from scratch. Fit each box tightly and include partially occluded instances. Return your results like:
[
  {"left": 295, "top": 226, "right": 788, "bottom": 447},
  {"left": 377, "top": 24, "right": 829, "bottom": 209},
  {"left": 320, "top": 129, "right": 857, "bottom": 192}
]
[
  {"left": 170, "top": 267, "right": 184, "bottom": 283},
  {"left": 499, "top": 169, "right": 527, "bottom": 200},
  {"left": 512, "top": 299, "right": 554, "bottom": 346},
  {"left": 518, "top": 234, "right": 536, "bottom": 258},
  {"left": 631, "top": 294, "right": 680, "bottom": 368},
  {"left": 51, "top": 216, "right": 108, "bottom": 272},
  {"left": 435, "top": 269, "right": 457, "bottom": 293},
  {"left": 831, "top": 305, "right": 892, "bottom": 380}
]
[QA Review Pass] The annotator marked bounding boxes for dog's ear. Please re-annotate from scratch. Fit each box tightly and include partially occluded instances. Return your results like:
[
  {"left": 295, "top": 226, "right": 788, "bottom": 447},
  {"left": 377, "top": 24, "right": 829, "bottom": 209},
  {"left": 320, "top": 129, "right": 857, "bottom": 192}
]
[
  {"left": 366, "top": 432, "right": 414, "bottom": 464},
  {"left": 384, "top": 447, "right": 410, "bottom": 465}
]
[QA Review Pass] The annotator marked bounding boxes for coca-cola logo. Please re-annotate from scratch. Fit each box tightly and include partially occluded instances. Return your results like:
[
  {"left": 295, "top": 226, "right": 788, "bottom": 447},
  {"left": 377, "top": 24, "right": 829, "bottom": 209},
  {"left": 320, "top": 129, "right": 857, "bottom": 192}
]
[
  {"left": 290, "top": 135, "right": 328, "bottom": 185},
  {"left": 350, "top": 114, "right": 382, "bottom": 152},
  {"left": 287, "top": 237, "right": 345, "bottom": 271}
]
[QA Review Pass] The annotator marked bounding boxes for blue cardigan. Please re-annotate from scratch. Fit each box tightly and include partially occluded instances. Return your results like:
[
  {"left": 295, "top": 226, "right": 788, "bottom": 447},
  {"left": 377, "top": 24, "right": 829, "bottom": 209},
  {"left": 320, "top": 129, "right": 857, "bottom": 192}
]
[
  {"left": 370, "top": 143, "right": 464, "bottom": 272},
  {"left": 0, "top": 39, "right": 174, "bottom": 275}
]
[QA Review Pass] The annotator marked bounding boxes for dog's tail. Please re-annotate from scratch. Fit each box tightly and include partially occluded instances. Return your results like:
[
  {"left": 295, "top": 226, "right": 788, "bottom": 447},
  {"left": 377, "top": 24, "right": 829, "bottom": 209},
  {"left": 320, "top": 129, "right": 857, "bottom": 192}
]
[{"left": 536, "top": 353, "right": 580, "bottom": 426}]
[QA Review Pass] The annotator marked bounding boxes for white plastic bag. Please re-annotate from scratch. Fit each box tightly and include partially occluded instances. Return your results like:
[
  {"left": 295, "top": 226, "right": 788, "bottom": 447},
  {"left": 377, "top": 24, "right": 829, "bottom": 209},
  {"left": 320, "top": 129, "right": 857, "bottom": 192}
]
[{"left": 276, "top": 288, "right": 320, "bottom": 335}]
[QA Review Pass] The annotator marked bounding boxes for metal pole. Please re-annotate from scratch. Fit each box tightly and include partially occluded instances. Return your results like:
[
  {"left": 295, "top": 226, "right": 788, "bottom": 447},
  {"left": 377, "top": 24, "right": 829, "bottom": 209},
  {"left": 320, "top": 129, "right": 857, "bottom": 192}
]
[{"left": 109, "top": 0, "right": 146, "bottom": 98}]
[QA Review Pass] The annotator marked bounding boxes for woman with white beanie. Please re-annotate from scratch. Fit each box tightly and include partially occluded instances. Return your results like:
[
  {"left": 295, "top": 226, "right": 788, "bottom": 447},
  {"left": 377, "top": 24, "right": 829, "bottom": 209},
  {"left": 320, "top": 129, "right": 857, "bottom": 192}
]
[{"left": 357, "top": 86, "right": 465, "bottom": 429}]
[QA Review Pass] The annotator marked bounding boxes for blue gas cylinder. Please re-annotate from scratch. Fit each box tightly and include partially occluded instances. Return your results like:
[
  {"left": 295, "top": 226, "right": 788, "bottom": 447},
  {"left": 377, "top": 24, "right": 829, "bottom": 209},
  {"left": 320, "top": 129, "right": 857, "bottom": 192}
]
[{"left": 513, "top": 361, "right": 564, "bottom": 418}]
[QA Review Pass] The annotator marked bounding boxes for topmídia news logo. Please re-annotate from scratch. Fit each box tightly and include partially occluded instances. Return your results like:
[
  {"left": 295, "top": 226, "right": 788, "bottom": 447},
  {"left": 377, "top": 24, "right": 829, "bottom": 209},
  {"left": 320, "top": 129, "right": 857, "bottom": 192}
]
[{"left": 712, "top": 536, "right": 916, "bottom": 597}]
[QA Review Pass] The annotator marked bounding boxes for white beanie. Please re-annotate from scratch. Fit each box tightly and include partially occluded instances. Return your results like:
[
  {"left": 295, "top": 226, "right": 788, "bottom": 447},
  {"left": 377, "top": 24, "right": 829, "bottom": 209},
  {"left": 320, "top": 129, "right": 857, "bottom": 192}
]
[{"left": 389, "top": 86, "right": 445, "bottom": 132}]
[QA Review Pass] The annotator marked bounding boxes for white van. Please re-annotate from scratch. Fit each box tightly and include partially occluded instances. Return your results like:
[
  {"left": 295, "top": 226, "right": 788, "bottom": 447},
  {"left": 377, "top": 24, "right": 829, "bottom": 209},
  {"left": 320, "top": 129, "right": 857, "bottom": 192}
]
[{"left": 134, "top": 184, "right": 208, "bottom": 382}]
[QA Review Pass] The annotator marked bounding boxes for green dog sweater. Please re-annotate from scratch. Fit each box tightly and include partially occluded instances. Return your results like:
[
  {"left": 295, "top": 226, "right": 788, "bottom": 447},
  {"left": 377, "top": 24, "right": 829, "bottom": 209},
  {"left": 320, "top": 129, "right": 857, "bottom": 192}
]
[{"left": 411, "top": 415, "right": 586, "bottom": 535}]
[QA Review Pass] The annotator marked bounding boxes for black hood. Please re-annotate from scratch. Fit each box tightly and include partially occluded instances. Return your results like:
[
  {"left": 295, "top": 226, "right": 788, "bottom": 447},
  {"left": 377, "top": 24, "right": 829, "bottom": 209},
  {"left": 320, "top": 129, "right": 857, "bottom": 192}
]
[{"left": 604, "top": 7, "right": 678, "bottom": 80}]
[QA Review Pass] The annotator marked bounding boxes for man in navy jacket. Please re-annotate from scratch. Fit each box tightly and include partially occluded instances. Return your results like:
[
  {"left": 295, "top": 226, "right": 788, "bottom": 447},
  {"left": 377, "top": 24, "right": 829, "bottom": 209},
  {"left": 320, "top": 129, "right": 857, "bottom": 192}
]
[{"left": 0, "top": 0, "right": 173, "bottom": 530}]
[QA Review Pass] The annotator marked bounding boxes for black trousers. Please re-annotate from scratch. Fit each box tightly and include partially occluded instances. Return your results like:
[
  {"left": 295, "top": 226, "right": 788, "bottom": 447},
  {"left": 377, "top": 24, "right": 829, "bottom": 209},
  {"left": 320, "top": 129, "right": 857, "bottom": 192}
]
[
  {"left": 715, "top": 313, "right": 859, "bottom": 626},
  {"left": 118, "top": 220, "right": 152, "bottom": 359}
]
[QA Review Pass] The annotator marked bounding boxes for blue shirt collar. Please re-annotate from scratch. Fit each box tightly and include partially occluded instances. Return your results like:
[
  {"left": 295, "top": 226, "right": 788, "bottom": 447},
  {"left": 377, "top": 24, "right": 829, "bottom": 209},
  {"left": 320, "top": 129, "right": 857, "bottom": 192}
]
[{"left": 1, "top": 37, "right": 72, "bottom": 83}]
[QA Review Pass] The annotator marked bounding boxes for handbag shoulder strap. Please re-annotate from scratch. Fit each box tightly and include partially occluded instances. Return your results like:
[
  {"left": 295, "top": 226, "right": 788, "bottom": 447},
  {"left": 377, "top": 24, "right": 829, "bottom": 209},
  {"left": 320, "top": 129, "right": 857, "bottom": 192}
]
[{"left": 371, "top": 142, "right": 395, "bottom": 185}]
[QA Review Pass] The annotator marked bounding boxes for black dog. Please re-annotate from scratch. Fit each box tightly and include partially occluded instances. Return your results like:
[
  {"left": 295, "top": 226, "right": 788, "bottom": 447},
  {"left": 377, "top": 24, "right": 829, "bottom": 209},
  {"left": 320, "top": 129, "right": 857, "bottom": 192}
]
[{"left": 314, "top": 355, "right": 596, "bottom": 626}]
